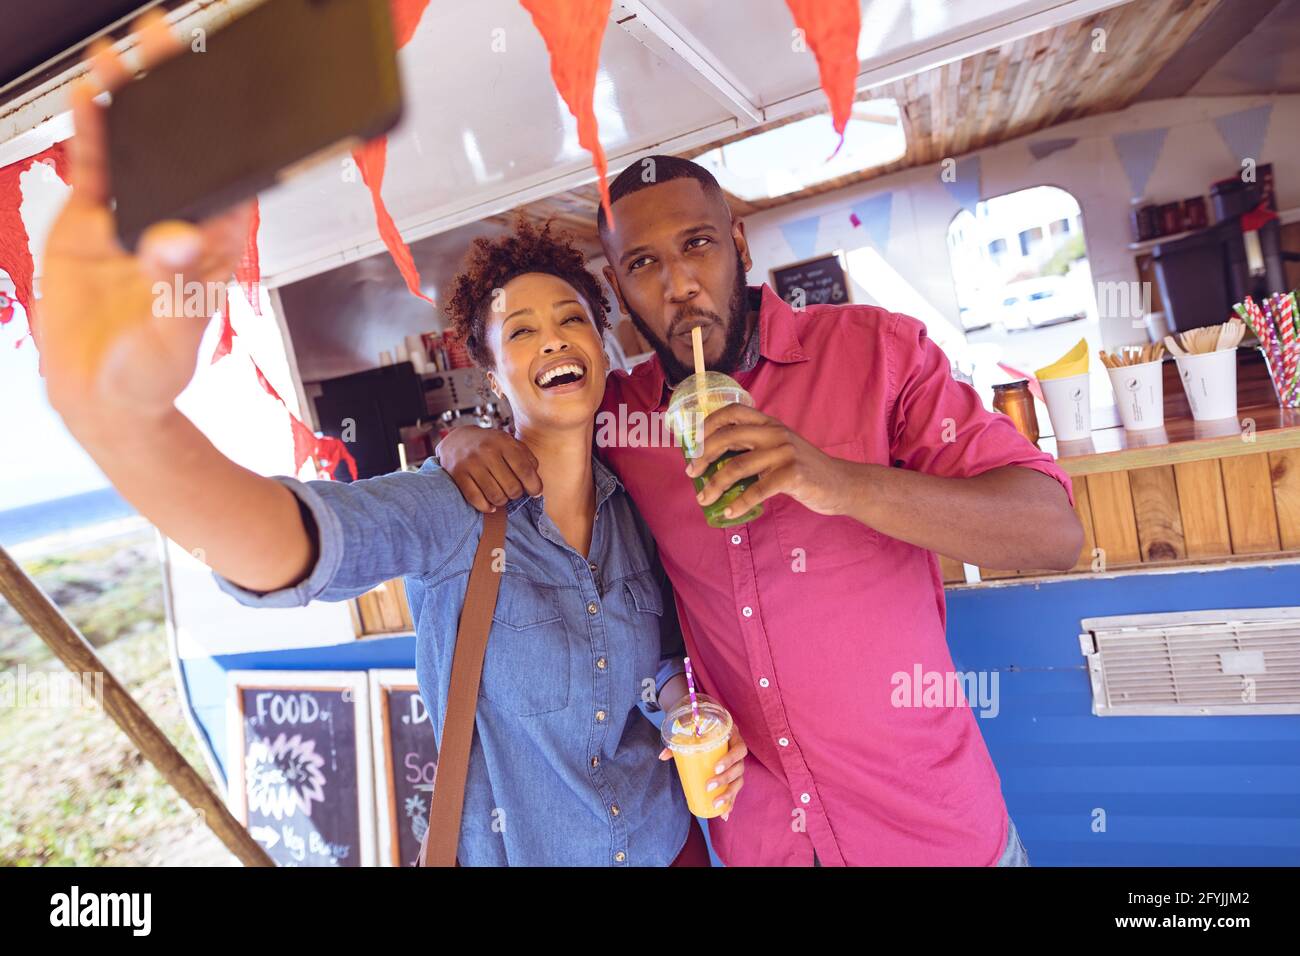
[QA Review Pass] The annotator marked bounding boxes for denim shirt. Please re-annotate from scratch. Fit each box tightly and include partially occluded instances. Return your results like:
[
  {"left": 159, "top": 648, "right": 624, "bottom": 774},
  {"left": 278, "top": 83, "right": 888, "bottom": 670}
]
[{"left": 213, "top": 454, "right": 691, "bottom": 866}]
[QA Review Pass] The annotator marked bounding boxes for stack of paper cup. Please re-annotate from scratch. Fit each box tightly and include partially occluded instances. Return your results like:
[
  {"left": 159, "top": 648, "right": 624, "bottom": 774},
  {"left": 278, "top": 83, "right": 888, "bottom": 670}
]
[
  {"left": 1175, "top": 348, "right": 1237, "bottom": 421},
  {"left": 1106, "top": 360, "right": 1164, "bottom": 430},
  {"left": 1039, "top": 373, "right": 1092, "bottom": 440}
]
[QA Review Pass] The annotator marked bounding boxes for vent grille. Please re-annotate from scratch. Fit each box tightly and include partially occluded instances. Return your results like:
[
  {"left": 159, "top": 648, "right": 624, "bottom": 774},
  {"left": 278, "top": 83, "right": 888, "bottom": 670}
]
[{"left": 1079, "top": 608, "right": 1300, "bottom": 716}]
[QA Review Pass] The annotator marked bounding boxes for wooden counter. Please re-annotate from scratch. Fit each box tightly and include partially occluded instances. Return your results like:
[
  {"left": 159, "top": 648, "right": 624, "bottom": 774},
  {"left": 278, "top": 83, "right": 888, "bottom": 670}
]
[
  {"left": 1043, "top": 405, "right": 1300, "bottom": 475},
  {"left": 938, "top": 400, "right": 1300, "bottom": 586}
]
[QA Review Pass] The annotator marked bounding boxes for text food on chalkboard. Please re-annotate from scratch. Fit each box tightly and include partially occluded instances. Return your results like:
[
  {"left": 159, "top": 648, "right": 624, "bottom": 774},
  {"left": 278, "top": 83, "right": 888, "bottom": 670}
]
[
  {"left": 225, "top": 671, "right": 376, "bottom": 867},
  {"left": 770, "top": 252, "right": 851, "bottom": 309},
  {"left": 369, "top": 670, "right": 439, "bottom": 867}
]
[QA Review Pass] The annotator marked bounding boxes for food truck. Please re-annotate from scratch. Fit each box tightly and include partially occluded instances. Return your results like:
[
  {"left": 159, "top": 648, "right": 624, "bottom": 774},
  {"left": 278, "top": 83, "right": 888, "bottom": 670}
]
[{"left": 2, "top": 0, "right": 1298, "bottom": 867}]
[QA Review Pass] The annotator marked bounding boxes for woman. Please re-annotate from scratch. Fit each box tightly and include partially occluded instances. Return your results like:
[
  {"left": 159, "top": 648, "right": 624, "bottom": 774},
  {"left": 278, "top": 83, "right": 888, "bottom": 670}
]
[
  {"left": 36, "top": 23, "right": 744, "bottom": 866},
  {"left": 222, "top": 219, "right": 744, "bottom": 865}
]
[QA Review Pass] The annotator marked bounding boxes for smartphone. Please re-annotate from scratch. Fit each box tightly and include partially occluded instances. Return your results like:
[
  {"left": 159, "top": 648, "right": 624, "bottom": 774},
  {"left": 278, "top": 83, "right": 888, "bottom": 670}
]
[{"left": 106, "top": 0, "right": 403, "bottom": 250}]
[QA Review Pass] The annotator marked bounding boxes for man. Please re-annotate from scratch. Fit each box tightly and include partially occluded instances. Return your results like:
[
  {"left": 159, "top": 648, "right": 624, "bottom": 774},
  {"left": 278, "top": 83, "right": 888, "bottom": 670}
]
[{"left": 436, "top": 155, "right": 1083, "bottom": 866}]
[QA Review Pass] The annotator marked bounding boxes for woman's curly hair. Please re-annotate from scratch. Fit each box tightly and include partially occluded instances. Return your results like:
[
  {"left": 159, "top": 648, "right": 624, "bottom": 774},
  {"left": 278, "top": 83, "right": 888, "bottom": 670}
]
[{"left": 445, "top": 217, "right": 611, "bottom": 369}]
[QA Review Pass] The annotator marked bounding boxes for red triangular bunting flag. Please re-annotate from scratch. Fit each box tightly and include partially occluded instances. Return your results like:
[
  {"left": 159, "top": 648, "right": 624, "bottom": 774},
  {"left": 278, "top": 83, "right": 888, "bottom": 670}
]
[
  {"left": 211, "top": 307, "right": 236, "bottom": 365},
  {"left": 233, "top": 198, "right": 262, "bottom": 315},
  {"left": 353, "top": 137, "right": 435, "bottom": 305},
  {"left": 343, "top": 0, "right": 435, "bottom": 306},
  {"left": 519, "top": 0, "right": 615, "bottom": 227},
  {"left": 785, "top": 0, "right": 861, "bottom": 155},
  {"left": 0, "top": 143, "right": 70, "bottom": 349},
  {"left": 252, "top": 360, "right": 284, "bottom": 405},
  {"left": 250, "top": 356, "right": 357, "bottom": 481},
  {"left": 389, "top": 0, "right": 431, "bottom": 48},
  {"left": 290, "top": 412, "right": 358, "bottom": 481}
]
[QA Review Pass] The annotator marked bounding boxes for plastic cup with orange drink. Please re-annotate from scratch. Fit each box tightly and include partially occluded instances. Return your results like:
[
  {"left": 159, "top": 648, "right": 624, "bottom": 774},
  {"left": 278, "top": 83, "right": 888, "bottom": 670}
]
[{"left": 661, "top": 693, "right": 733, "bottom": 818}]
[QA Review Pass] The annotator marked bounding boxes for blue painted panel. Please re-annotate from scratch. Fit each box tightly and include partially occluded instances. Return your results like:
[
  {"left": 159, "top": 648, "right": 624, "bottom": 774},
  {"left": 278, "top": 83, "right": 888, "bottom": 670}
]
[
  {"left": 947, "top": 563, "right": 1300, "bottom": 867},
  {"left": 181, "top": 563, "right": 1300, "bottom": 865}
]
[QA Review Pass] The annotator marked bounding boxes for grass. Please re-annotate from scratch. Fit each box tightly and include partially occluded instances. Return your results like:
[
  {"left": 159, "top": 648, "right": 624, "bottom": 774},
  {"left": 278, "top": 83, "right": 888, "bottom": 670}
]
[
  {"left": 0, "top": 526, "right": 236, "bottom": 866},
  {"left": 1, "top": 535, "right": 165, "bottom": 670}
]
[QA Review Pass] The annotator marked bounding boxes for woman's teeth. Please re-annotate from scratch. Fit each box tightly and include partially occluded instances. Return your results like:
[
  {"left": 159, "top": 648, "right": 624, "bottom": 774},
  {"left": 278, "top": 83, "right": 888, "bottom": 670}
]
[{"left": 536, "top": 363, "right": 586, "bottom": 387}]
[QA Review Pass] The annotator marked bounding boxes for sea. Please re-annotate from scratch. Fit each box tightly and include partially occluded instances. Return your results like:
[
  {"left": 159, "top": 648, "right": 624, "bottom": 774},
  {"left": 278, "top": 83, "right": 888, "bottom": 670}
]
[{"left": 0, "top": 487, "right": 138, "bottom": 547}]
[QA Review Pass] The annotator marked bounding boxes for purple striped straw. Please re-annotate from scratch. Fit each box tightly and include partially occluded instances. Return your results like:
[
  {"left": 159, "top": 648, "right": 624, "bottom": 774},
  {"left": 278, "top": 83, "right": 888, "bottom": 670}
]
[{"left": 683, "top": 656, "right": 701, "bottom": 736}]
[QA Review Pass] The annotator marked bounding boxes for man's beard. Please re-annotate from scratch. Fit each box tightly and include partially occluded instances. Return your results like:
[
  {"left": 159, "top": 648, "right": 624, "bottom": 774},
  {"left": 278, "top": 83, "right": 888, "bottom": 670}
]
[{"left": 624, "top": 250, "right": 751, "bottom": 385}]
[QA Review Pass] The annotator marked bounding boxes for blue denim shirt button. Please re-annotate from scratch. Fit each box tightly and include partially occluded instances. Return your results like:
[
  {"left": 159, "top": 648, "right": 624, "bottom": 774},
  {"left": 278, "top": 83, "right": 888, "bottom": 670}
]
[
  {"left": 596, "top": 710, "right": 607, "bottom": 721},
  {"left": 596, "top": 657, "right": 607, "bottom": 669},
  {"left": 614, "top": 851, "right": 625, "bottom": 862},
  {"left": 611, "top": 804, "right": 620, "bottom": 816},
  {"left": 587, "top": 601, "right": 598, "bottom": 614}
]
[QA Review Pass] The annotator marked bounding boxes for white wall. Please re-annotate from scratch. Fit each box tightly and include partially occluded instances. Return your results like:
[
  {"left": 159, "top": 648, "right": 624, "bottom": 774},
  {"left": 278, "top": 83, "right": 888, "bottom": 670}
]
[
  {"left": 742, "top": 94, "right": 1300, "bottom": 349},
  {"left": 169, "top": 285, "right": 357, "bottom": 659}
]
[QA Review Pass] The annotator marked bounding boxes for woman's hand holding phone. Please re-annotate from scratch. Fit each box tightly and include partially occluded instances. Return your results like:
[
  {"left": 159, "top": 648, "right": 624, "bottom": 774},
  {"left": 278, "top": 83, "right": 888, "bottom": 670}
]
[
  {"left": 39, "top": 11, "right": 254, "bottom": 431},
  {"left": 32, "top": 12, "right": 317, "bottom": 599}
]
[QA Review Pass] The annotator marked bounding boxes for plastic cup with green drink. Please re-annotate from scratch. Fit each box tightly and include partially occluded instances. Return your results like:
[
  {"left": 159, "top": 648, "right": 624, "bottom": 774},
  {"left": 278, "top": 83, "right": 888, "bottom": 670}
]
[{"left": 666, "top": 370, "right": 764, "bottom": 528}]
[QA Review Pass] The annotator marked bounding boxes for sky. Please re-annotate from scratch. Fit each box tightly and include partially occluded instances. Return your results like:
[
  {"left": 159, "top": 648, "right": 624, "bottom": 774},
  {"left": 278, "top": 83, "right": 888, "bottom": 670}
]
[
  {"left": 0, "top": 317, "right": 110, "bottom": 511},
  {"left": 0, "top": 159, "right": 112, "bottom": 512}
]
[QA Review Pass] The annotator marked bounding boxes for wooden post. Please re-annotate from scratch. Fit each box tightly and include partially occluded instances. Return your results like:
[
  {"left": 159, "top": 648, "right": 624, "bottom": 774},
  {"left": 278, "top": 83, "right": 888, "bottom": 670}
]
[{"left": 0, "top": 543, "right": 273, "bottom": 867}]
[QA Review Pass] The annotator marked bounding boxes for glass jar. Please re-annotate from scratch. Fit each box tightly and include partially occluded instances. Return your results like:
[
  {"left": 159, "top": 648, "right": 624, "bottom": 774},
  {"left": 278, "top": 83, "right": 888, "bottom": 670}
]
[{"left": 992, "top": 380, "right": 1041, "bottom": 446}]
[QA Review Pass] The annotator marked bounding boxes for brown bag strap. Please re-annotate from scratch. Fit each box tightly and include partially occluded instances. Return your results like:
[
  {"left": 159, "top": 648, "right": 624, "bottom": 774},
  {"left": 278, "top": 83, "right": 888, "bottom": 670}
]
[{"left": 418, "top": 507, "right": 507, "bottom": 867}]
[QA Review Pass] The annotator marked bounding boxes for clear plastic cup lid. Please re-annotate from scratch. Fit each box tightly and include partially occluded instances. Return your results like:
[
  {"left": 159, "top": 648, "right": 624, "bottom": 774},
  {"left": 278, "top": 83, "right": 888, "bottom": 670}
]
[
  {"left": 666, "top": 372, "right": 753, "bottom": 448},
  {"left": 661, "top": 695, "right": 732, "bottom": 752},
  {"left": 667, "top": 372, "right": 751, "bottom": 413}
]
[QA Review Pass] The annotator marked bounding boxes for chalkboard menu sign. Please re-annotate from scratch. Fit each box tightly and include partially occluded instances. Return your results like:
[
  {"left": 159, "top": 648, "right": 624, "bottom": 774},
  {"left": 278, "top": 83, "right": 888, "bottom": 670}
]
[
  {"left": 770, "top": 252, "right": 851, "bottom": 309},
  {"left": 225, "top": 671, "right": 375, "bottom": 867},
  {"left": 369, "top": 670, "right": 439, "bottom": 867}
]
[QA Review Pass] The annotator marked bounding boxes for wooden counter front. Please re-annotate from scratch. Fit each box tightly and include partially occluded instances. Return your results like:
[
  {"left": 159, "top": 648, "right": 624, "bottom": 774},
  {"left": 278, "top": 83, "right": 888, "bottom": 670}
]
[{"left": 936, "top": 403, "right": 1300, "bottom": 586}]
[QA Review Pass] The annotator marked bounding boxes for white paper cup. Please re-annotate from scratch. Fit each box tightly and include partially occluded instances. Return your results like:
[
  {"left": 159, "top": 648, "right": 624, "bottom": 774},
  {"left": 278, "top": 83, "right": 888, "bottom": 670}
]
[
  {"left": 1106, "top": 360, "right": 1165, "bottom": 430},
  {"left": 1039, "top": 372, "right": 1092, "bottom": 441},
  {"left": 1175, "top": 349, "right": 1237, "bottom": 421}
]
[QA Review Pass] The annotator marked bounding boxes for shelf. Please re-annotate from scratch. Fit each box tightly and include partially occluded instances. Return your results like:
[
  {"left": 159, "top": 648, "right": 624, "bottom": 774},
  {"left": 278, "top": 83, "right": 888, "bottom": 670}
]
[
  {"left": 1127, "top": 229, "right": 1198, "bottom": 253},
  {"left": 1127, "top": 207, "right": 1300, "bottom": 253}
]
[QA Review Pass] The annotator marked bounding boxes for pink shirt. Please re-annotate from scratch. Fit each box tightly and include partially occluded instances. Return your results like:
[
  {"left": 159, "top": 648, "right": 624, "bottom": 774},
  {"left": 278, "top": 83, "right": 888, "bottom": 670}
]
[{"left": 598, "top": 285, "right": 1074, "bottom": 866}]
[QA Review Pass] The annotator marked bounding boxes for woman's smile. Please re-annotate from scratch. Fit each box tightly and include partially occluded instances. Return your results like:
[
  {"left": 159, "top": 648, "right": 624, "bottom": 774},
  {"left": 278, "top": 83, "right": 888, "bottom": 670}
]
[{"left": 533, "top": 353, "right": 590, "bottom": 395}]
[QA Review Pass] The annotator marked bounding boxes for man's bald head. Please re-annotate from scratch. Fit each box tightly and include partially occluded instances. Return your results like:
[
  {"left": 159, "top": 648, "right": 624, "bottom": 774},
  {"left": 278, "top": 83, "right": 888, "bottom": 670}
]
[{"left": 596, "top": 155, "right": 730, "bottom": 237}]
